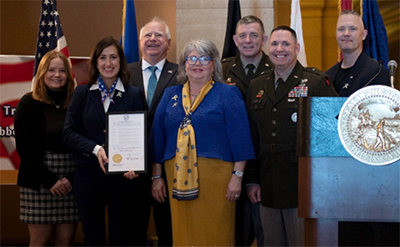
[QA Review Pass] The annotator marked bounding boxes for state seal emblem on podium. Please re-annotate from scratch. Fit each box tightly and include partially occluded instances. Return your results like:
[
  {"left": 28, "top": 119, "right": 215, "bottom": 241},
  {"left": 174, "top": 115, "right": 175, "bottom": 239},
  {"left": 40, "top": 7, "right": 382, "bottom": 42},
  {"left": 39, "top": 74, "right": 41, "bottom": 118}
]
[{"left": 338, "top": 85, "right": 400, "bottom": 165}]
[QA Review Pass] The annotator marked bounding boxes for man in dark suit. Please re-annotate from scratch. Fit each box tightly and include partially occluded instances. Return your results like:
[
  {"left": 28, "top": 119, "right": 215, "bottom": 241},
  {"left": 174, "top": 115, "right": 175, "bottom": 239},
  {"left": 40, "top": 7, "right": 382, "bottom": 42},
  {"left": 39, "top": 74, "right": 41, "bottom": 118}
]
[
  {"left": 246, "top": 26, "right": 338, "bottom": 246},
  {"left": 222, "top": 15, "right": 273, "bottom": 101},
  {"left": 326, "top": 10, "right": 390, "bottom": 96},
  {"left": 222, "top": 15, "right": 273, "bottom": 247},
  {"left": 128, "top": 17, "right": 178, "bottom": 247}
]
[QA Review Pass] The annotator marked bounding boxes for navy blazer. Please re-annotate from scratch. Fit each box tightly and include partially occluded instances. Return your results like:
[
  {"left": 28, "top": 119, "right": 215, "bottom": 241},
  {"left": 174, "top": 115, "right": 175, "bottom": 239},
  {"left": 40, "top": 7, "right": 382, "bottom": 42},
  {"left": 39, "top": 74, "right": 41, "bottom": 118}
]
[
  {"left": 128, "top": 59, "right": 178, "bottom": 133},
  {"left": 63, "top": 83, "right": 144, "bottom": 181},
  {"left": 326, "top": 51, "right": 390, "bottom": 96}
]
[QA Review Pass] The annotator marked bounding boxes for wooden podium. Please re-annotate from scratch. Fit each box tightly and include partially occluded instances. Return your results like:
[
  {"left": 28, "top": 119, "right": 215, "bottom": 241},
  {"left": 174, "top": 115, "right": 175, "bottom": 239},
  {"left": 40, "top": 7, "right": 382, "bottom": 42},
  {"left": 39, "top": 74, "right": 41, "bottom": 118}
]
[{"left": 298, "top": 97, "right": 400, "bottom": 246}]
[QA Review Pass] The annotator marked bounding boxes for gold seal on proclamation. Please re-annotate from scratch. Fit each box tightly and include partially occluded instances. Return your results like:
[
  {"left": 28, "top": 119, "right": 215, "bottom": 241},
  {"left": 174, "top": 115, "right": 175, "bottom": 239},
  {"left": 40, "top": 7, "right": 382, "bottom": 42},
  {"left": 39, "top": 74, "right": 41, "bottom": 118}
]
[
  {"left": 338, "top": 85, "right": 400, "bottom": 166},
  {"left": 112, "top": 154, "right": 123, "bottom": 163}
]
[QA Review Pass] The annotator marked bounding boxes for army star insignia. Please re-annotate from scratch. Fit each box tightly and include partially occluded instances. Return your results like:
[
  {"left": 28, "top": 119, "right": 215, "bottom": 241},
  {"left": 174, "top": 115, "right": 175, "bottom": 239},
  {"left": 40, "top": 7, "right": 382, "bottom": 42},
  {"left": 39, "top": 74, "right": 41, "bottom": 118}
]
[{"left": 116, "top": 92, "right": 123, "bottom": 98}]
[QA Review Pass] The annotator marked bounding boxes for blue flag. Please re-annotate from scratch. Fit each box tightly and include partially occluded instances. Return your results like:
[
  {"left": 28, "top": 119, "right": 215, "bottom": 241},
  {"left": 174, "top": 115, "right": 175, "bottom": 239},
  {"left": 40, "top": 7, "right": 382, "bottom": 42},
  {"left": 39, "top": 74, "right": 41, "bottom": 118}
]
[
  {"left": 121, "top": 0, "right": 139, "bottom": 63},
  {"left": 362, "top": 0, "right": 389, "bottom": 68}
]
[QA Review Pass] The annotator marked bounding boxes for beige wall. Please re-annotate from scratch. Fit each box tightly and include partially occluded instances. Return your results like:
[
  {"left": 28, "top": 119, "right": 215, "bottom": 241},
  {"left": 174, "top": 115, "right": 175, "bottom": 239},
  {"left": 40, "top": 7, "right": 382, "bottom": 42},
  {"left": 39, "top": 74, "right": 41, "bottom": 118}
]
[
  {"left": 2, "top": 1, "right": 398, "bottom": 87},
  {"left": 176, "top": 0, "right": 274, "bottom": 61},
  {"left": 0, "top": 0, "right": 177, "bottom": 61},
  {"left": 1, "top": 0, "right": 274, "bottom": 63}
]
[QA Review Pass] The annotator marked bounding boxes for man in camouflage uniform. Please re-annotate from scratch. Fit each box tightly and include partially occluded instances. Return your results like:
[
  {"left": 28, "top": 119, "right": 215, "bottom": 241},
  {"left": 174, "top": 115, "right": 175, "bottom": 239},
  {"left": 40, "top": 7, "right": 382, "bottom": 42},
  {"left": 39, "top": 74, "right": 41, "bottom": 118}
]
[{"left": 246, "top": 25, "right": 338, "bottom": 246}]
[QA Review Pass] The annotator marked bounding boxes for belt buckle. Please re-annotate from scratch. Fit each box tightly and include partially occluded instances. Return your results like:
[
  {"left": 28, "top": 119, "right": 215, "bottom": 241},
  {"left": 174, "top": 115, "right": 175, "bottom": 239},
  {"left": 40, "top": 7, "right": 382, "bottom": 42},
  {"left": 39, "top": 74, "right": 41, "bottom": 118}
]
[{"left": 270, "top": 143, "right": 276, "bottom": 154}]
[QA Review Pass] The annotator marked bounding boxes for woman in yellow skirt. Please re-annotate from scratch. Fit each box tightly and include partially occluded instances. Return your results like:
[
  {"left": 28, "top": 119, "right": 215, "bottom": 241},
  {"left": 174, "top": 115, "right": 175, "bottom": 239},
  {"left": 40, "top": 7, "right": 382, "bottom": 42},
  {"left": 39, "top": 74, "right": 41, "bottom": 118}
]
[{"left": 150, "top": 38, "right": 255, "bottom": 246}]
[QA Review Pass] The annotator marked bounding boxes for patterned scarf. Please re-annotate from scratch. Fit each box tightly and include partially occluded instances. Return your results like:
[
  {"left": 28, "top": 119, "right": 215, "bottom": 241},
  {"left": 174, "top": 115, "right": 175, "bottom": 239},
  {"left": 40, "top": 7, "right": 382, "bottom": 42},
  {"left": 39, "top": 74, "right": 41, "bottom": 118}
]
[
  {"left": 98, "top": 74, "right": 118, "bottom": 104},
  {"left": 173, "top": 78, "right": 214, "bottom": 201}
]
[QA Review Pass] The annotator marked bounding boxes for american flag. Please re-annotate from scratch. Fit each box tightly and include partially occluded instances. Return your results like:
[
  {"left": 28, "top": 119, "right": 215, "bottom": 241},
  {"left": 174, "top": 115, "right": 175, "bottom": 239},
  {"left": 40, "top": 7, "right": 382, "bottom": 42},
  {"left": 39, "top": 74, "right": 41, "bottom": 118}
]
[
  {"left": 32, "top": 0, "right": 72, "bottom": 88},
  {"left": 0, "top": 56, "right": 89, "bottom": 170},
  {"left": 0, "top": 0, "right": 78, "bottom": 170},
  {"left": 0, "top": 56, "right": 33, "bottom": 170}
]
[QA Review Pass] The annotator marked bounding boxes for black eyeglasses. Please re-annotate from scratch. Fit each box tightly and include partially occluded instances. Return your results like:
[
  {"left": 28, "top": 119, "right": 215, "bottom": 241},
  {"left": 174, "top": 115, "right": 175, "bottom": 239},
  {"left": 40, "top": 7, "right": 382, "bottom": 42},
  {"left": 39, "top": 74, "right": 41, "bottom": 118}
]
[{"left": 185, "top": 56, "right": 211, "bottom": 66}]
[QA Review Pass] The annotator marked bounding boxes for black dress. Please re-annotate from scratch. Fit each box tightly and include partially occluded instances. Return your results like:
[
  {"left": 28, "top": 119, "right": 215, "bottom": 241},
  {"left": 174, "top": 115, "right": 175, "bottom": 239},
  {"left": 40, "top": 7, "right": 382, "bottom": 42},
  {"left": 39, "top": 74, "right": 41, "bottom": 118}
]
[{"left": 15, "top": 90, "right": 80, "bottom": 224}]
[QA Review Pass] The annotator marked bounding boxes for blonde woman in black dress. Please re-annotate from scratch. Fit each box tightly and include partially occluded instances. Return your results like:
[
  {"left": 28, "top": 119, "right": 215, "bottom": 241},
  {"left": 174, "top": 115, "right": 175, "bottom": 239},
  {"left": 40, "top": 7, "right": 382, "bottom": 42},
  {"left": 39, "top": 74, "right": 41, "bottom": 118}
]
[{"left": 14, "top": 51, "right": 79, "bottom": 246}]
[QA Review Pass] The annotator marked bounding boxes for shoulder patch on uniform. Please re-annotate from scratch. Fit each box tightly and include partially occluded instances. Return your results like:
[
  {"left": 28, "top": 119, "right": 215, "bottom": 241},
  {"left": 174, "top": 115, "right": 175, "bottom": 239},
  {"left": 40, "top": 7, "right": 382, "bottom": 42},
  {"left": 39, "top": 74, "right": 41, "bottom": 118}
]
[{"left": 325, "top": 78, "right": 330, "bottom": 86}]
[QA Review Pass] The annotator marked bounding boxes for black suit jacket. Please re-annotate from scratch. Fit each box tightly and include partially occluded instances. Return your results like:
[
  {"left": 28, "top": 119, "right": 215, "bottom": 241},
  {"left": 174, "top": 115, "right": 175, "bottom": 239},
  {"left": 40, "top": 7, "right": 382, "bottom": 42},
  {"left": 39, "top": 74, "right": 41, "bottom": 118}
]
[
  {"left": 128, "top": 60, "right": 177, "bottom": 246},
  {"left": 128, "top": 59, "right": 178, "bottom": 133},
  {"left": 63, "top": 84, "right": 144, "bottom": 184},
  {"left": 222, "top": 52, "right": 273, "bottom": 100},
  {"left": 326, "top": 51, "right": 390, "bottom": 96}
]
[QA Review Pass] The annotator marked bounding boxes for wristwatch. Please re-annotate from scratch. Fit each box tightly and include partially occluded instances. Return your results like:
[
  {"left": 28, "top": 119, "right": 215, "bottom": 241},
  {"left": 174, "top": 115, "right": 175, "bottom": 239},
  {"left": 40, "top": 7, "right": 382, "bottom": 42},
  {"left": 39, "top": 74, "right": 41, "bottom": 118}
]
[
  {"left": 151, "top": 175, "right": 162, "bottom": 181},
  {"left": 232, "top": 170, "right": 244, "bottom": 178}
]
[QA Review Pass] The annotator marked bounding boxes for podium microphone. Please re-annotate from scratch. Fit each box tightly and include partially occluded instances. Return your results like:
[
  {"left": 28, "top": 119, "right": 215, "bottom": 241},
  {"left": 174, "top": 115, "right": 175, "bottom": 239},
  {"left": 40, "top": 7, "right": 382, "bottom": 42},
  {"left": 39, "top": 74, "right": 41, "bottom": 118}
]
[{"left": 388, "top": 60, "right": 398, "bottom": 88}]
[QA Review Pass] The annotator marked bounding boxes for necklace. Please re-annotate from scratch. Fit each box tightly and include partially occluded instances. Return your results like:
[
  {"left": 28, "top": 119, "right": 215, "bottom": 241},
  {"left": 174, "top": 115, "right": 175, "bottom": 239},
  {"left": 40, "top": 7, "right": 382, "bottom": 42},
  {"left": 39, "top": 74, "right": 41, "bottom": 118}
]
[
  {"left": 47, "top": 88, "right": 66, "bottom": 109},
  {"left": 190, "top": 88, "right": 201, "bottom": 97},
  {"left": 53, "top": 97, "right": 65, "bottom": 109}
]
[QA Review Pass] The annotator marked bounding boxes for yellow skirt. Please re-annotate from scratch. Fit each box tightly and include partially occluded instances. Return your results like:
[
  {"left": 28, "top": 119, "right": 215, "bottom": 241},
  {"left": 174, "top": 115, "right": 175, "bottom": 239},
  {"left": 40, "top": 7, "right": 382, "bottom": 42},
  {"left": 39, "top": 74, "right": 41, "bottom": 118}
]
[{"left": 165, "top": 157, "right": 236, "bottom": 247}]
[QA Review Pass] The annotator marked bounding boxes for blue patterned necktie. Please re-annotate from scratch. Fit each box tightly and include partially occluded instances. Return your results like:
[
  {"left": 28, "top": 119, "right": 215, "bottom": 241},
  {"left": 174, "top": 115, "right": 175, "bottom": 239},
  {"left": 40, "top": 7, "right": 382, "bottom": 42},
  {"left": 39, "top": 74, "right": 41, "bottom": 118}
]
[
  {"left": 98, "top": 75, "right": 118, "bottom": 104},
  {"left": 147, "top": 66, "right": 157, "bottom": 107}
]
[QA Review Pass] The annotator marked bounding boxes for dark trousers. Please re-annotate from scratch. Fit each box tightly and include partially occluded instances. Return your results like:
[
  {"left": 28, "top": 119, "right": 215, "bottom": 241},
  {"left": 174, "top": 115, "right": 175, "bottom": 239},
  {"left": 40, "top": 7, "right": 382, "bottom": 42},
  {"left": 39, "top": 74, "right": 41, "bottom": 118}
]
[
  {"left": 235, "top": 193, "right": 264, "bottom": 246},
  {"left": 74, "top": 173, "right": 151, "bottom": 246},
  {"left": 259, "top": 206, "right": 304, "bottom": 246}
]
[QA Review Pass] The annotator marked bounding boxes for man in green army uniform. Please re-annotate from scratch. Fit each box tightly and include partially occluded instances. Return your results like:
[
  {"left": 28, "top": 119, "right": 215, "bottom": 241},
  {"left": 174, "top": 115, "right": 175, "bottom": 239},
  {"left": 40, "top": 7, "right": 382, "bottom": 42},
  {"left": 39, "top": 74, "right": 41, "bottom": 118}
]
[
  {"left": 222, "top": 15, "right": 273, "bottom": 247},
  {"left": 222, "top": 15, "right": 273, "bottom": 101},
  {"left": 246, "top": 25, "right": 338, "bottom": 246}
]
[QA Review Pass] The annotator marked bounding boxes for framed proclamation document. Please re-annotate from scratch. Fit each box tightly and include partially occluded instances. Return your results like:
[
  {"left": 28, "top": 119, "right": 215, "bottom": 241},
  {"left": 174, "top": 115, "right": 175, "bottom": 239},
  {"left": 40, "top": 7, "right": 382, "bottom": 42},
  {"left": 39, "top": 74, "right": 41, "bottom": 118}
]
[{"left": 106, "top": 111, "right": 147, "bottom": 174}]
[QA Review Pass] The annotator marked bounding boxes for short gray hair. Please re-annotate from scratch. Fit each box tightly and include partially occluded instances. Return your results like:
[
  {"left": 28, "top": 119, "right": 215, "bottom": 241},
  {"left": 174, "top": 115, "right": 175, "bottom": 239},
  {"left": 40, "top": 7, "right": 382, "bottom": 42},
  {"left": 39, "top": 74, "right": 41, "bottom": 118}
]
[
  {"left": 177, "top": 38, "right": 224, "bottom": 84},
  {"left": 236, "top": 15, "right": 265, "bottom": 34},
  {"left": 139, "top": 17, "right": 171, "bottom": 40}
]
